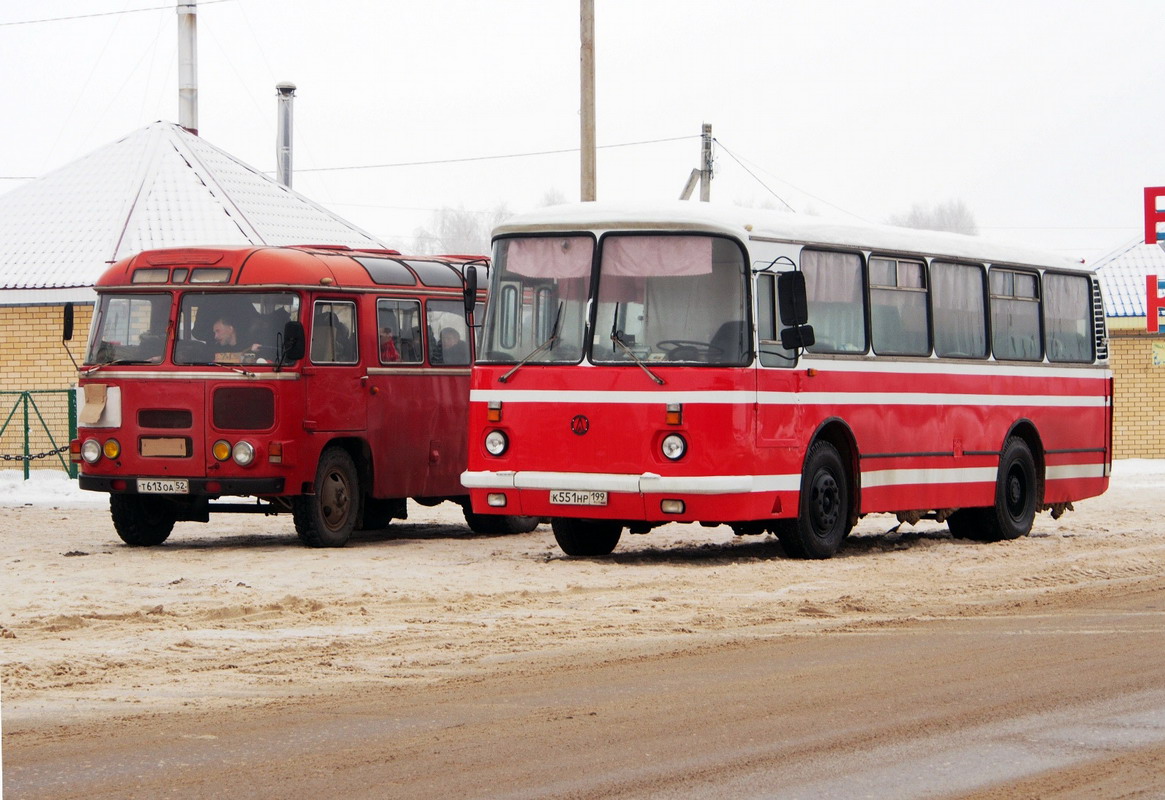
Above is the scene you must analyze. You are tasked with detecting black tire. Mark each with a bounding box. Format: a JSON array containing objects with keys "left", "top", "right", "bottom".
[
  {"left": 294, "top": 447, "right": 360, "bottom": 547},
  {"left": 948, "top": 437, "right": 1038, "bottom": 542},
  {"left": 945, "top": 507, "right": 986, "bottom": 540},
  {"left": 550, "top": 518, "right": 622, "bottom": 556},
  {"left": 463, "top": 510, "right": 541, "bottom": 535},
  {"left": 360, "top": 497, "right": 404, "bottom": 531},
  {"left": 782, "top": 440, "right": 851, "bottom": 559},
  {"left": 110, "top": 494, "right": 175, "bottom": 546}
]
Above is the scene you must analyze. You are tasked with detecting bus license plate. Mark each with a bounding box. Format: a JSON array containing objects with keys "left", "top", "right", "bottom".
[
  {"left": 137, "top": 478, "right": 189, "bottom": 494},
  {"left": 550, "top": 490, "right": 607, "bottom": 506}
]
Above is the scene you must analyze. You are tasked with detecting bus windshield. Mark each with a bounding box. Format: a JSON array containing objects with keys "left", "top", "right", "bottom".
[
  {"left": 174, "top": 292, "right": 301, "bottom": 366},
  {"left": 85, "top": 293, "right": 171, "bottom": 365},
  {"left": 479, "top": 236, "right": 593, "bottom": 364},
  {"left": 592, "top": 234, "right": 749, "bottom": 365}
]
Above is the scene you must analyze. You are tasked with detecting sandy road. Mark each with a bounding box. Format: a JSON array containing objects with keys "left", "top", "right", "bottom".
[{"left": 3, "top": 464, "right": 1165, "bottom": 797}]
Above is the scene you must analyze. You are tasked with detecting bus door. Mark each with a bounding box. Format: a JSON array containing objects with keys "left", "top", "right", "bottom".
[
  {"left": 304, "top": 299, "right": 366, "bottom": 432},
  {"left": 755, "top": 269, "right": 805, "bottom": 449}
]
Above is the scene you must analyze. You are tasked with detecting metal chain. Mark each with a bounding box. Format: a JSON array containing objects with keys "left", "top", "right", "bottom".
[{"left": 0, "top": 444, "right": 71, "bottom": 462}]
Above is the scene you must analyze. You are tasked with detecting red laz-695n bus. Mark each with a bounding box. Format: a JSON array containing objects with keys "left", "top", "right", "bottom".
[
  {"left": 463, "top": 202, "right": 1112, "bottom": 558},
  {"left": 69, "top": 244, "right": 535, "bottom": 547}
]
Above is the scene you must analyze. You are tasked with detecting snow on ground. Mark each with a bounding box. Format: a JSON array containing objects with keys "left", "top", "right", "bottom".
[{"left": 3, "top": 459, "right": 1163, "bottom": 507}]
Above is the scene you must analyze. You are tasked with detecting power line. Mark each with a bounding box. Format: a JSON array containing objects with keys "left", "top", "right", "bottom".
[
  {"left": 296, "top": 135, "right": 696, "bottom": 174},
  {"left": 0, "top": 1, "right": 233, "bottom": 27},
  {"left": 712, "top": 139, "right": 796, "bottom": 212}
]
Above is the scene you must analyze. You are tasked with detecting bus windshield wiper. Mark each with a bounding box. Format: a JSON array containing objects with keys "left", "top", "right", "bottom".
[
  {"left": 610, "top": 329, "right": 664, "bottom": 385},
  {"left": 500, "top": 301, "right": 563, "bottom": 383}
]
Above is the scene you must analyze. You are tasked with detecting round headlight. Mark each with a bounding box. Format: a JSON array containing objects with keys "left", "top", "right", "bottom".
[
  {"left": 232, "top": 441, "right": 255, "bottom": 466},
  {"left": 212, "top": 440, "right": 232, "bottom": 462},
  {"left": 484, "top": 429, "right": 508, "bottom": 456},
  {"left": 81, "top": 438, "right": 102, "bottom": 464},
  {"left": 102, "top": 438, "right": 121, "bottom": 460},
  {"left": 661, "top": 433, "right": 687, "bottom": 461}
]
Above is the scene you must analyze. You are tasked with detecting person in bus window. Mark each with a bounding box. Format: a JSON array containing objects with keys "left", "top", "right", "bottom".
[
  {"left": 379, "top": 325, "right": 401, "bottom": 362},
  {"left": 212, "top": 316, "right": 262, "bottom": 359},
  {"left": 437, "top": 327, "right": 470, "bottom": 365}
]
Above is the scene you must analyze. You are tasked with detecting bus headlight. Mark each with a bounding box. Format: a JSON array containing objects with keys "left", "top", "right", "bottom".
[
  {"left": 102, "top": 438, "right": 121, "bottom": 460},
  {"left": 661, "top": 434, "right": 687, "bottom": 461},
  {"left": 212, "top": 440, "right": 232, "bottom": 462},
  {"left": 232, "top": 441, "right": 255, "bottom": 466},
  {"left": 484, "top": 430, "right": 508, "bottom": 456},
  {"left": 81, "top": 438, "right": 102, "bottom": 464}
]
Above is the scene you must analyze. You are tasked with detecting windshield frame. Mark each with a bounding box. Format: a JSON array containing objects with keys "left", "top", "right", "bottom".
[
  {"left": 477, "top": 233, "right": 596, "bottom": 366},
  {"left": 590, "top": 232, "right": 752, "bottom": 368},
  {"left": 173, "top": 290, "right": 302, "bottom": 367},
  {"left": 84, "top": 291, "right": 173, "bottom": 366}
]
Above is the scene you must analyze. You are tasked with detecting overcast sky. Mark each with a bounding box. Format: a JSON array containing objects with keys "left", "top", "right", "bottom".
[{"left": 1, "top": 0, "right": 1160, "bottom": 262}]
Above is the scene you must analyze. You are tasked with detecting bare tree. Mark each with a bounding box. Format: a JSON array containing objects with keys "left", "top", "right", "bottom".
[
  {"left": 413, "top": 204, "right": 512, "bottom": 256},
  {"left": 888, "top": 199, "right": 978, "bottom": 236}
]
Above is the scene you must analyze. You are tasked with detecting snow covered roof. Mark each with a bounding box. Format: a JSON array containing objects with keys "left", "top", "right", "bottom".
[
  {"left": 0, "top": 121, "right": 387, "bottom": 304},
  {"left": 1092, "top": 241, "right": 1165, "bottom": 317}
]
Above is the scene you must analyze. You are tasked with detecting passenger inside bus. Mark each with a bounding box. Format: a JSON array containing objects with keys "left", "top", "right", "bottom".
[
  {"left": 435, "top": 327, "right": 470, "bottom": 365},
  {"left": 212, "top": 316, "right": 264, "bottom": 359},
  {"left": 379, "top": 324, "right": 401, "bottom": 362}
]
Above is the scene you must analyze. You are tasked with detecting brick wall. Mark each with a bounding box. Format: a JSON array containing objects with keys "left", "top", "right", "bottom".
[
  {"left": 1109, "top": 328, "right": 1165, "bottom": 459},
  {"left": 0, "top": 303, "right": 93, "bottom": 473},
  {"left": 0, "top": 304, "right": 92, "bottom": 391}
]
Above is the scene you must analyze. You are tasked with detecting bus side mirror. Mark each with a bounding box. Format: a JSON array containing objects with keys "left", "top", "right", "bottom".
[
  {"left": 463, "top": 265, "right": 478, "bottom": 314},
  {"left": 283, "top": 321, "right": 306, "bottom": 361},
  {"left": 63, "top": 302, "right": 75, "bottom": 341},
  {"left": 776, "top": 271, "right": 814, "bottom": 350},
  {"left": 777, "top": 271, "right": 809, "bottom": 326}
]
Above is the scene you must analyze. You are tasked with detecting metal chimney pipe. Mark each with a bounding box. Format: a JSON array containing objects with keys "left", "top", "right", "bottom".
[
  {"left": 276, "top": 82, "right": 296, "bottom": 188},
  {"left": 177, "top": 1, "right": 198, "bottom": 135}
]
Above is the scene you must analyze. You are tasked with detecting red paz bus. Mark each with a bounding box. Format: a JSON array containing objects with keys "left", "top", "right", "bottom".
[
  {"left": 67, "top": 244, "right": 535, "bottom": 547},
  {"left": 463, "top": 203, "right": 1112, "bottom": 558}
]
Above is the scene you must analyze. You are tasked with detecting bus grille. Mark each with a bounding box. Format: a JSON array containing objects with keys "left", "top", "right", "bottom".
[{"left": 213, "top": 386, "right": 275, "bottom": 430}]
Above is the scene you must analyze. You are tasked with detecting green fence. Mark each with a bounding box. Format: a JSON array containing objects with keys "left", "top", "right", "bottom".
[{"left": 0, "top": 390, "right": 77, "bottom": 479}]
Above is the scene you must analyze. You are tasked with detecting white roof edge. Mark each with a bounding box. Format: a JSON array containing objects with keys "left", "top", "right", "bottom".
[
  {"left": 495, "top": 201, "right": 1088, "bottom": 273},
  {"left": 0, "top": 287, "right": 97, "bottom": 307}
]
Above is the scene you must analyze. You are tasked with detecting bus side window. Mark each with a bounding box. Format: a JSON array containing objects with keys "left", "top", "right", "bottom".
[
  {"left": 802, "top": 250, "right": 866, "bottom": 355},
  {"left": 1044, "top": 273, "right": 1093, "bottom": 363},
  {"left": 377, "top": 298, "right": 423, "bottom": 363},
  {"left": 427, "top": 299, "right": 471, "bottom": 365},
  {"left": 932, "top": 262, "right": 988, "bottom": 359},
  {"left": 311, "top": 301, "right": 358, "bottom": 364}
]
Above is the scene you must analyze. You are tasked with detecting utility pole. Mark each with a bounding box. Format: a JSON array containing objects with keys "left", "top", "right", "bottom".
[
  {"left": 276, "top": 83, "right": 296, "bottom": 188},
  {"left": 699, "top": 122, "right": 712, "bottom": 202},
  {"left": 177, "top": 1, "right": 198, "bottom": 135},
  {"left": 679, "top": 123, "right": 714, "bottom": 201},
  {"left": 580, "top": 0, "right": 596, "bottom": 201}
]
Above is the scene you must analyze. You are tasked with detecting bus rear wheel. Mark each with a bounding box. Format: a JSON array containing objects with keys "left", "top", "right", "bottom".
[
  {"left": 294, "top": 447, "right": 360, "bottom": 547},
  {"left": 551, "top": 518, "right": 622, "bottom": 556},
  {"left": 110, "top": 495, "right": 176, "bottom": 546},
  {"left": 779, "top": 440, "right": 851, "bottom": 559},
  {"left": 949, "top": 437, "right": 1037, "bottom": 542}
]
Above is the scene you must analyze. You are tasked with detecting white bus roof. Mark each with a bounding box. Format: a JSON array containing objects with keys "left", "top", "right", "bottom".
[{"left": 494, "top": 201, "right": 1089, "bottom": 274}]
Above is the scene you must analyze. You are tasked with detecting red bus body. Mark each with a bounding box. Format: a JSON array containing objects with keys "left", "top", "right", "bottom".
[
  {"left": 72, "top": 244, "right": 532, "bottom": 546},
  {"left": 464, "top": 203, "right": 1112, "bottom": 557}
]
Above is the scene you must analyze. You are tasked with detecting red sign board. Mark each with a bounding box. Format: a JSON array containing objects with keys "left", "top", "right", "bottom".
[
  {"left": 1145, "top": 187, "right": 1165, "bottom": 244},
  {"left": 1150, "top": 274, "right": 1164, "bottom": 333}
]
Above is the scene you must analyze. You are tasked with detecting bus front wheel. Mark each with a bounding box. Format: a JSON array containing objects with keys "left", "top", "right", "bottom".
[
  {"left": 294, "top": 447, "right": 360, "bottom": 547},
  {"left": 110, "top": 495, "right": 175, "bottom": 546},
  {"left": 551, "top": 518, "right": 622, "bottom": 556},
  {"left": 779, "top": 440, "right": 851, "bottom": 559}
]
